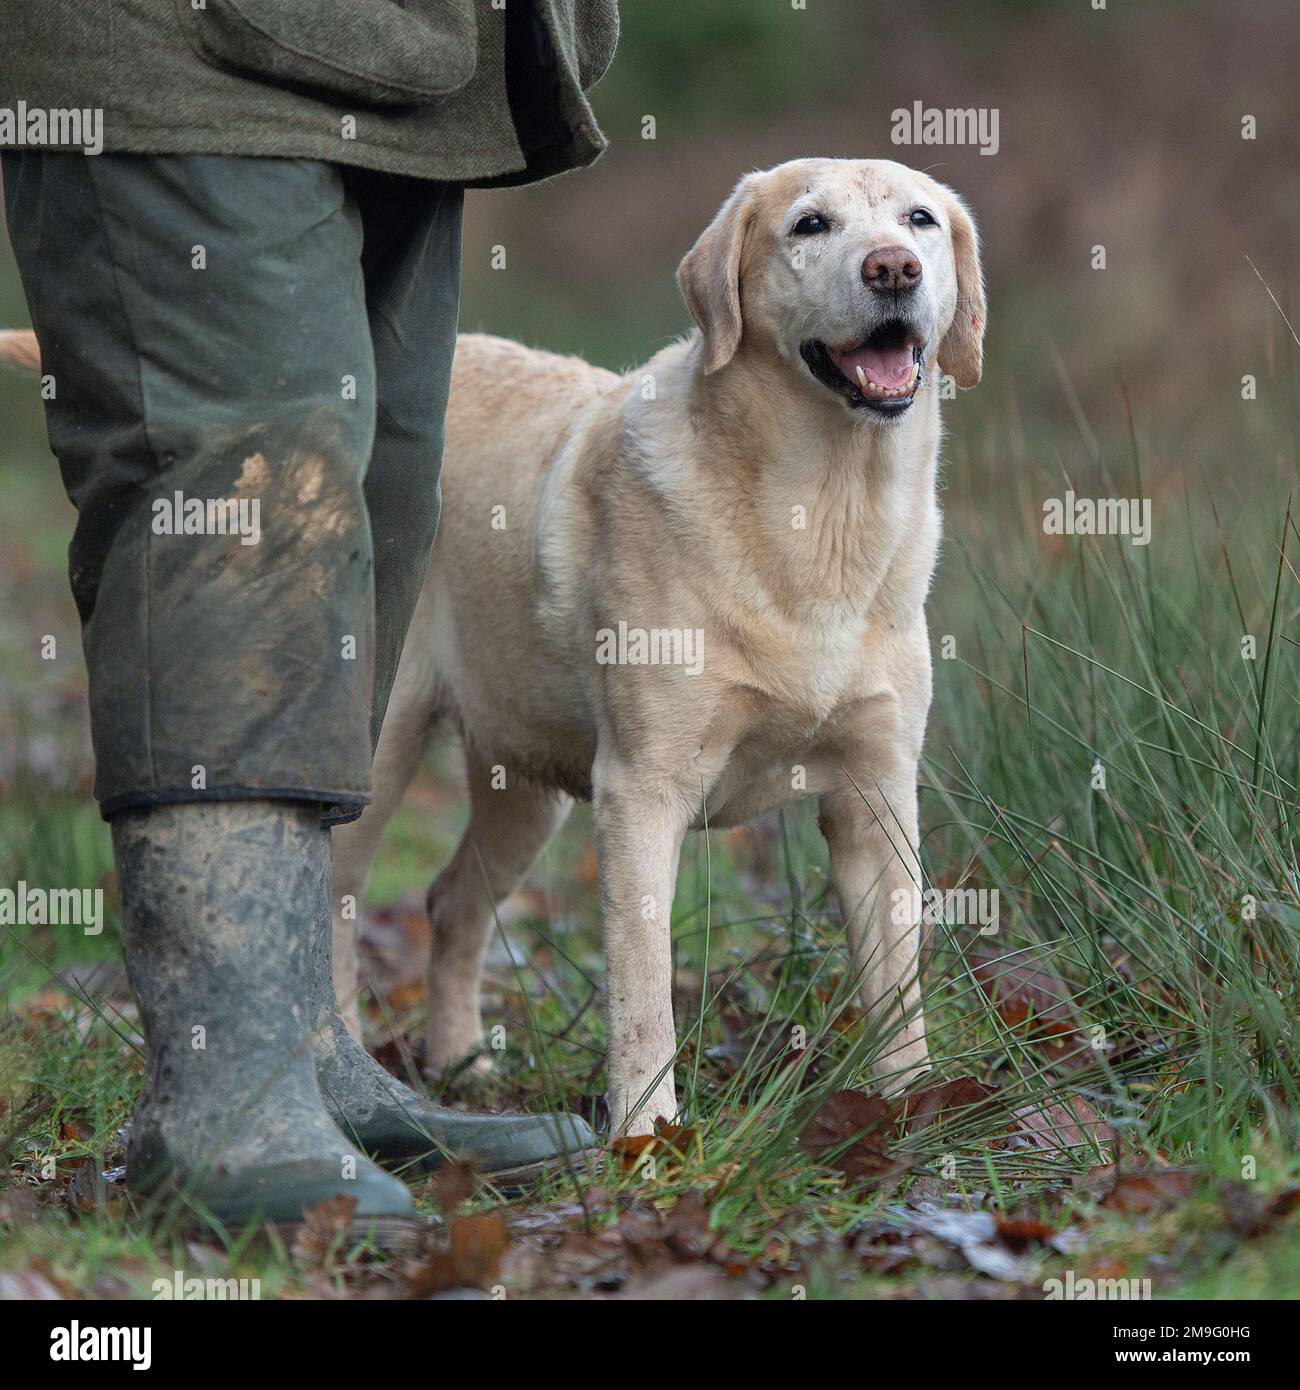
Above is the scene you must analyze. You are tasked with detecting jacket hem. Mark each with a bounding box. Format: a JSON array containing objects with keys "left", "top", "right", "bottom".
[{"left": 87, "top": 125, "right": 531, "bottom": 183}]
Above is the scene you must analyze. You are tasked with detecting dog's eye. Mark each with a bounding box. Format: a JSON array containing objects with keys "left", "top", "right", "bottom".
[
  {"left": 791, "top": 213, "right": 829, "bottom": 236},
  {"left": 909, "top": 208, "right": 938, "bottom": 227}
]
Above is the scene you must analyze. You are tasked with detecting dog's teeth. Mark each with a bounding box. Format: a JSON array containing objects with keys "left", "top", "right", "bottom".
[{"left": 855, "top": 366, "right": 867, "bottom": 388}]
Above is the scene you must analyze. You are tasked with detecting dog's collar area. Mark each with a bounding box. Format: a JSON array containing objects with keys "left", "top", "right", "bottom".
[{"left": 800, "top": 324, "right": 924, "bottom": 417}]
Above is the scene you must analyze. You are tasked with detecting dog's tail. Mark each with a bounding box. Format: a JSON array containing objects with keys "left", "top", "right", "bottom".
[{"left": 0, "top": 330, "right": 42, "bottom": 374}]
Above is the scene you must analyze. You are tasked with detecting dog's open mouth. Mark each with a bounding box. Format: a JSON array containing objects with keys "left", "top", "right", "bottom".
[{"left": 800, "top": 320, "right": 924, "bottom": 415}]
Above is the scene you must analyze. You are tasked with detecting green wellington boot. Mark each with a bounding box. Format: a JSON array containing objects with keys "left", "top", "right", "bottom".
[
  {"left": 310, "top": 827, "right": 594, "bottom": 1176},
  {"left": 114, "top": 801, "right": 419, "bottom": 1245}
]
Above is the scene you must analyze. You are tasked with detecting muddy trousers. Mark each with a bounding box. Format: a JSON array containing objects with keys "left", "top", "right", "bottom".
[{"left": 2, "top": 153, "right": 463, "bottom": 823}]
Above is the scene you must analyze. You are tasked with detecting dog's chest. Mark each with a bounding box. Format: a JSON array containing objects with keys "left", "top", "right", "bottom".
[
  {"left": 728, "top": 577, "right": 907, "bottom": 717},
  {"left": 775, "top": 602, "right": 876, "bottom": 710},
  {"left": 690, "top": 626, "right": 905, "bottom": 830}
]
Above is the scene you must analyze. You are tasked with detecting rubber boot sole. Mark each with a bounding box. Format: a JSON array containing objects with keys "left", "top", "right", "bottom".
[
  {"left": 475, "top": 1148, "right": 596, "bottom": 1195},
  {"left": 135, "top": 1192, "right": 426, "bottom": 1257}
]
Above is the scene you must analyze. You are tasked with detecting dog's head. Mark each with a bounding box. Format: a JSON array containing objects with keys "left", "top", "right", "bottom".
[{"left": 678, "top": 158, "right": 985, "bottom": 420}]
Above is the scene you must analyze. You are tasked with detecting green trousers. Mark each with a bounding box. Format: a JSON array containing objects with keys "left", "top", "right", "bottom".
[{"left": 2, "top": 153, "right": 463, "bottom": 823}]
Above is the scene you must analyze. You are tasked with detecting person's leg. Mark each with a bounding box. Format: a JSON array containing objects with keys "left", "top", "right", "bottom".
[
  {"left": 319, "top": 170, "right": 460, "bottom": 1023},
  {"left": 321, "top": 166, "right": 463, "bottom": 1016},
  {"left": 1, "top": 149, "right": 414, "bottom": 1230},
  {"left": 1, "top": 151, "right": 380, "bottom": 815},
  {"left": 311, "top": 170, "right": 593, "bottom": 1168},
  {"left": 355, "top": 171, "right": 463, "bottom": 748}
]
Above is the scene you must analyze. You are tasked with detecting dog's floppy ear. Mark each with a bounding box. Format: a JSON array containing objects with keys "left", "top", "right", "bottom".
[
  {"left": 677, "top": 173, "right": 760, "bottom": 375},
  {"left": 936, "top": 191, "right": 986, "bottom": 389}
]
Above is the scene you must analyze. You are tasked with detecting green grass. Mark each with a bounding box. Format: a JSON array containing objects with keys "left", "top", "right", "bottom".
[{"left": 2, "top": 384, "right": 1298, "bottom": 1298}]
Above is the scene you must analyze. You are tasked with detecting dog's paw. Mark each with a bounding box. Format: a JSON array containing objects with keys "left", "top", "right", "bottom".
[
  {"left": 870, "top": 1036, "right": 931, "bottom": 1096},
  {"left": 424, "top": 1029, "right": 494, "bottom": 1082},
  {"left": 606, "top": 1079, "right": 679, "bottom": 1140}
]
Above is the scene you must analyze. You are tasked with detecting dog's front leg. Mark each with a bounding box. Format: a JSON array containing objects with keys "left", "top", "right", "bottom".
[
  {"left": 819, "top": 769, "right": 929, "bottom": 1093},
  {"left": 593, "top": 755, "right": 688, "bottom": 1137}
]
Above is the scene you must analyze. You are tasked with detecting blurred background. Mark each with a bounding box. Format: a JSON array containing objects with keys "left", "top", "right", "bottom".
[
  {"left": 463, "top": 0, "right": 1299, "bottom": 458},
  {"left": 2, "top": 0, "right": 1297, "bottom": 971}
]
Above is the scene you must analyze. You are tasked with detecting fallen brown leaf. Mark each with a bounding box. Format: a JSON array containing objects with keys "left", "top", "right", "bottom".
[
  {"left": 609, "top": 1118, "right": 697, "bottom": 1173},
  {"left": 900, "top": 1076, "right": 1001, "bottom": 1135},
  {"left": 407, "top": 1211, "right": 510, "bottom": 1297},
  {"left": 292, "top": 1194, "right": 359, "bottom": 1270},
  {"left": 994, "top": 1212, "right": 1058, "bottom": 1247},
  {"left": 1099, "top": 1168, "right": 1197, "bottom": 1214},
  {"left": 798, "top": 1089, "right": 900, "bottom": 1185},
  {"left": 1218, "top": 1179, "right": 1281, "bottom": 1238},
  {"left": 449, "top": 1212, "right": 510, "bottom": 1285},
  {"left": 60, "top": 1116, "right": 95, "bottom": 1145},
  {"left": 1011, "top": 1094, "right": 1115, "bottom": 1159},
  {"left": 507, "top": 1227, "right": 630, "bottom": 1296},
  {"left": 973, "top": 954, "right": 1081, "bottom": 1038},
  {"left": 973, "top": 951, "right": 1107, "bottom": 1073},
  {"left": 432, "top": 1160, "right": 476, "bottom": 1215},
  {"left": 661, "top": 1190, "right": 713, "bottom": 1260}
]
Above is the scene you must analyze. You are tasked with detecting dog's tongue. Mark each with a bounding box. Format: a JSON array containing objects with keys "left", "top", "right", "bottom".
[{"left": 830, "top": 342, "right": 915, "bottom": 390}]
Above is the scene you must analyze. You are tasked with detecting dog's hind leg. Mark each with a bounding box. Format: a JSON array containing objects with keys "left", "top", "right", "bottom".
[
  {"left": 331, "top": 643, "right": 440, "bottom": 1042},
  {"left": 424, "top": 754, "right": 572, "bottom": 1076}
]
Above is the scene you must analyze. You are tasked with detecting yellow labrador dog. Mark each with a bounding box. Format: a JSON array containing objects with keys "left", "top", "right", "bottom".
[
  {"left": 1, "top": 157, "right": 984, "bottom": 1138},
  {"left": 332, "top": 156, "right": 986, "bottom": 1136}
]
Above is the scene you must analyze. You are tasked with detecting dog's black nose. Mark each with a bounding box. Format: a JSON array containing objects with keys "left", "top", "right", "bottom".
[{"left": 862, "top": 246, "right": 922, "bottom": 292}]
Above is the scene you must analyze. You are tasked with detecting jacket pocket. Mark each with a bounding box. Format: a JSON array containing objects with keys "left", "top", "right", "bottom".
[
  {"left": 570, "top": 0, "right": 619, "bottom": 90},
  {"left": 174, "top": 0, "right": 478, "bottom": 107}
]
